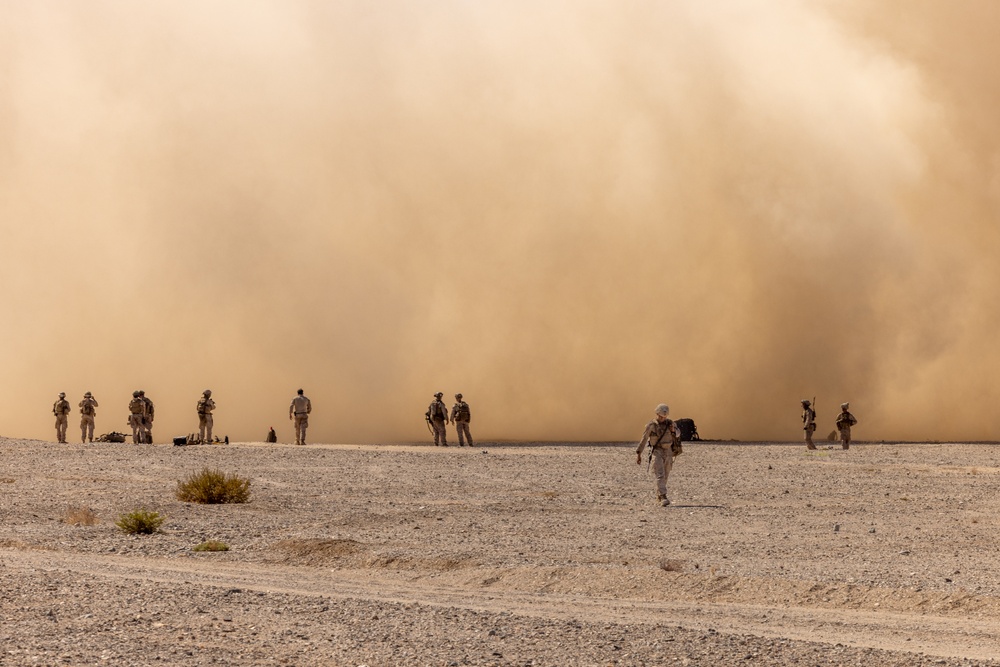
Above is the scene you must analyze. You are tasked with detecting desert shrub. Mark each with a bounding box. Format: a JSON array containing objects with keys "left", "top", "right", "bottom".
[
  {"left": 193, "top": 540, "right": 230, "bottom": 552},
  {"left": 115, "top": 509, "right": 164, "bottom": 535},
  {"left": 176, "top": 468, "right": 251, "bottom": 504},
  {"left": 64, "top": 506, "right": 98, "bottom": 526}
]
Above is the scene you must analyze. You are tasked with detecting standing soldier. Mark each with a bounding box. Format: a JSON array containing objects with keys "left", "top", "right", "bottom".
[
  {"left": 138, "top": 390, "right": 155, "bottom": 444},
  {"left": 425, "top": 392, "right": 449, "bottom": 446},
  {"left": 127, "top": 391, "right": 146, "bottom": 444},
  {"left": 802, "top": 399, "right": 817, "bottom": 450},
  {"left": 451, "top": 393, "right": 473, "bottom": 447},
  {"left": 635, "top": 403, "right": 678, "bottom": 507},
  {"left": 52, "top": 392, "right": 71, "bottom": 443},
  {"left": 79, "top": 392, "right": 99, "bottom": 443},
  {"left": 836, "top": 402, "right": 858, "bottom": 450},
  {"left": 289, "top": 388, "right": 312, "bottom": 445},
  {"left": 197, "top": 389, "right": 216, "bottom": 444}
]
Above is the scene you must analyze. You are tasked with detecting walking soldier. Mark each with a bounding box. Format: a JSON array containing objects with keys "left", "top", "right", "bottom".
[{"left": 635, "top": 404, "right": 679, "bottom": 507}]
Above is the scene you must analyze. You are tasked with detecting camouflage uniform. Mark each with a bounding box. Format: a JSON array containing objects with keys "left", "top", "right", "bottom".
[
  {"left": 52, "top": 393, "right": 70, "bottom": 443},
  {"left": 127, "top": 392, "right": 146, "bottom": 444},
  {"left": 802, "top": 400, "right": 817, "bottom": 450},
  {"left": 426, "top": 393, "right": 449, "bottom": 446},
  {"left": 79, "top": 392, "right": 99, "bottom": 443},
  {"left": 197, "top": 390, "right": 216, "bottom": 443},
  {"left": 836, "top": 403, "right": 858, "bottom": 450},
  {"left": 289, "top": 390, "right": 312, "bottom": 445},
  {"left": 450, "top": 394, "right": 473, "bottom": 447},
  {"left": 636, "top": 404, "right": 678, "bottom": 506},
  {"left": 139, "top": 391, "right": 155, "bottom": 444}
]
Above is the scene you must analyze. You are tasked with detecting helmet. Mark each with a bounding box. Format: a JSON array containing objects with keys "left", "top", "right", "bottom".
[
  {"left": 58, "top": 392, "right": 65, "bottom": 398},
  {"left": 455, "top": 393, "right": 463, "bottom": 399},
  {"left": 434, "top": 392, "right": 443, "bottom": 398},
  {"left": 801, "top": 399, "right": 811, "bottom": 406},
  {"left": 204, "top": 389, "right": 212, "bottom": 397},
  {"left": 655, "top": 404, "right": 669, "bottom": 416},
  {"left": 132, "top": 391, "right": 139, "bottom": 397},
  {"left": 84, "top": 391, "right": 92, "bottom": 397},
  {"left": 138, "top": 390, "right": 145, "bottom": 396},
  {"left": 841, "top": 402, "right": 849, "bottom": 409},
  {"left": 297, "top": 388, "right": 304, "bottom": 395}
]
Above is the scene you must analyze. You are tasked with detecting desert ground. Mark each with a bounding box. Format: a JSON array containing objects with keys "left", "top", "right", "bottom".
[{"left": 1, "top": 436, "right": 999, "bottom": 666}]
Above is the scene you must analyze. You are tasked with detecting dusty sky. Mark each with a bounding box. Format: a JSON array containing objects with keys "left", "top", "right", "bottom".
[{"left": 2, "top": 1, "right": 998, "bottom": 443}]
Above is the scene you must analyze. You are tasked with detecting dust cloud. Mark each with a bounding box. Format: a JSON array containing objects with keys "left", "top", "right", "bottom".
[{"left": 1, "top": 1, "right": 998, "bottom": 443}]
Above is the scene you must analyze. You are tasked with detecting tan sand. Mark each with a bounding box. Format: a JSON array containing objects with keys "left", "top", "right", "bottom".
[{"left": 1, "top": 437, "right": 998, "bottom": 665}]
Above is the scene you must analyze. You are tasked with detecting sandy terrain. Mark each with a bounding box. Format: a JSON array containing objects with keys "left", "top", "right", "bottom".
[{"left": 1, "top": 436, "right": 999, "bottom": 666}]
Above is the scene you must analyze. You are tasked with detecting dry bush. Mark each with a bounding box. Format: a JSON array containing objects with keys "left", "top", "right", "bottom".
[
  {"left": 176, "top": 468, "right": 251, "bottom": 504},
  {"left": 115, "top": 509, "right": 164, "bottom": 535},
  {"left": 63, "top": 506, "right": 98, "bottom": 526},
  {"left": 193, "top": 540, "right": 230, "bottom": 552}
]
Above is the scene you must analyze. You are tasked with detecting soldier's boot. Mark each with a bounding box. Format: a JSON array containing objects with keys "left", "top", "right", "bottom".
[
  {"left": 842, "top": 443, "right": 849, "bottom": 450},
  {"left": 657, "top": 494, "right": 670, "bottom": 507}
]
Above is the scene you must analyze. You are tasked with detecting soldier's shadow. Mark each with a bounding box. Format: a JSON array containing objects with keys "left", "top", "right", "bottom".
[{"left": 667, "top": 504, "right": 726, "bottom": 509}]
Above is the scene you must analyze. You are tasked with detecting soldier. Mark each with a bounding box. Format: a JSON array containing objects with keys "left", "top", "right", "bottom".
[
  {"left": 138, "top": 390, "right": 155, "bottom": 444},
  {"left": 197, "top": 390, "right": 216, "bottom": 444},
  {"left": 289, "top": 389, "right": 312, "bottom": 445},
  {"left": 450, "top": 393, "right": 473, "bottom": 447},
  {"left": 635, "top": 404, "right": 678, "bottom": 507},
  {"left": 836, "top": 402, "right": 858, "bottom": 450},
  {"left": 78, "top": 391, "right": 99, "bottom": 443},
  {"left": 802, "top": 399, "right": 817, "bottom": 450},
  {"left": 426, "top": 392, "right": 449, "bottom": 446},
  {"left": 127, "top": 391, "right": 146, "bottom": 444},
  {"left": 52, "top": 392, "right": 71, "bottom": 443}
]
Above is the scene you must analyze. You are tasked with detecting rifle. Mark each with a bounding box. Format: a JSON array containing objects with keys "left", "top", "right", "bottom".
[{"left": 425, "top": 413, "right": 434, "bottom": 436}]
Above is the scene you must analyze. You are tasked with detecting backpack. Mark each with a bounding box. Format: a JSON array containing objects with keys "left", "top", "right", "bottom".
[
  {"left": 455, "top": 401, "right": 471, "bottom": 422},
  {"left": 675, "top": 418, "right": 700, "bottom": 442}
]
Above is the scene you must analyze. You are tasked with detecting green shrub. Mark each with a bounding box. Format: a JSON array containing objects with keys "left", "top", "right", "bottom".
[
  {"left": 193, "top": 540, "right": 230, "bottom": 552},
  {"left": 176, "top": 468, "right": 251, "bottom": 504},
  {"left": 116, "top": 509, "right": 164, "bottom": 535}
]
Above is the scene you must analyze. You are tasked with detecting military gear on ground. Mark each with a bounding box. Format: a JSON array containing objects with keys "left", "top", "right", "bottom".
[
  {"left": 674, "top": 418, "right": 700, "bottom": 442},
  {"left": 266, "top": 427, "right": 277, "bottom": 443},
  {"left": 96, "top": 432, "right": 127, "bottom": 443}
]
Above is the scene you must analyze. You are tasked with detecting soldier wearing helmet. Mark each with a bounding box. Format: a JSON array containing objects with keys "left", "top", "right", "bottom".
[
  {"left": 127, "top": 391, "right": 146, "bottom": 444},
  {"left": 450, "top": 393, "right": 473, "bottom": 447},
  {"left": 426, "top": 392, "right": 449, "bottom": 446},
  {"left": 801, "top": 399, "right": 817, "bottom": 450},
  {"left": 197, "top": 390, "right": 216, "bottom": 444},
  {"left": 835, "top": 402, "right": 858, "bottom": 450},
  {"left": 289, "top": 388, "right": 312, "bottom": 445},
  {"left": 78, "top": 391, "right": 99, "bottom": 443},
  {"left": 52, "top": 392, "right": 71, "bottom": 443},
  {"left": 635, "top": 404, "right": 679, "bottom": 507}
]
